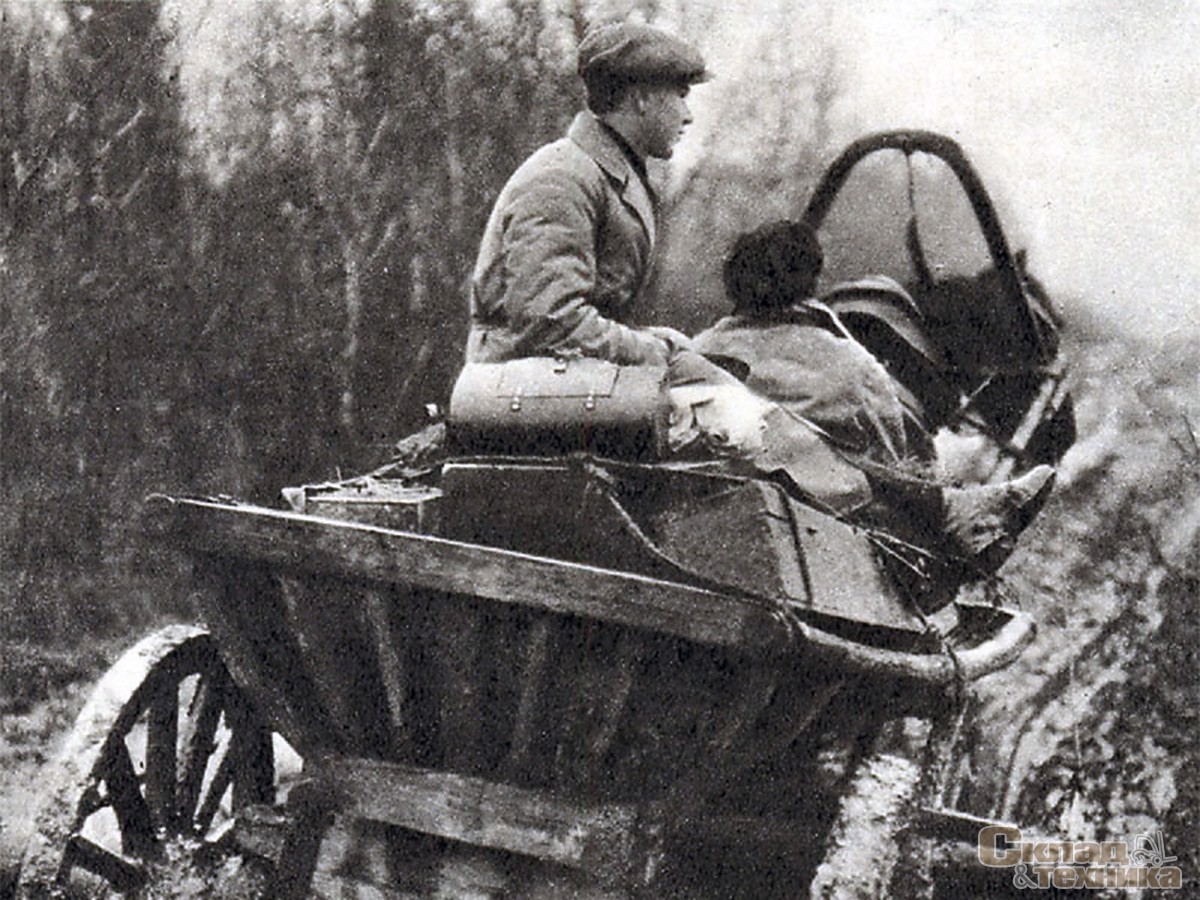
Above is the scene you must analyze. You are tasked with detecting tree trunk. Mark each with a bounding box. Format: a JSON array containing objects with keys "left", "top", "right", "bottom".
[{"left": 341, "top": 244, "right": 362, "bottom": 439}]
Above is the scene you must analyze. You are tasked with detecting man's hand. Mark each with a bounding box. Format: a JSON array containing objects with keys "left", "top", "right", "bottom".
[{"left": 643, "top": 325, "right": 693, "bottom": 353}]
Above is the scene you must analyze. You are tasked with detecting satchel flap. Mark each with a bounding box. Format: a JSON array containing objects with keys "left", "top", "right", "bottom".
[{"left": 494, "top": 357, "right": 620, "bottom": 398}]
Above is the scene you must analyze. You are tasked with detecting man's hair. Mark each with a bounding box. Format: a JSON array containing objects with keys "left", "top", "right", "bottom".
[
  {"left": 723, "top": 220, "right": 824, "bottom": 314},
  {"left": 584, "top": 73, "right": 685, "bottom": 114},
  {"left": 583, "top": 72, "right": 635, "bottom": 114}
]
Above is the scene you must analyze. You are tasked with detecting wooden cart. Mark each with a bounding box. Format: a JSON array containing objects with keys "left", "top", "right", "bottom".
[
  {"left": 16, "top": 129, "right": 1071, "bottom": 898},
  {"left": 16, "top": 457, "right": 1037, "bottom": 899}
]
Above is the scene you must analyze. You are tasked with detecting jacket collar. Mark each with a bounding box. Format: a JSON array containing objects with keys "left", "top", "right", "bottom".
[
  {"left": 568, "top": 111, "right": 656, "bottom": 247},
  {"left": 721, "top": 301, "right": 845, "bottom": 336}
]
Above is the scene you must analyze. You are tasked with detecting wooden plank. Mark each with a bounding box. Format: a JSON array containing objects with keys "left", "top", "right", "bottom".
[
  {"left": 150, "top": 497, "right": 792, "bottom": 651},
  {"left": 549, "top": 618, "right": 594, "bottom": 790},
  {"left": 230, "top": 805, "right": 291, "bottom": 863},
  {"left": 315, "top": 755, "right": 641, "bottom": 887},
  {"left": 501, "top": 616, "right": 555, "bottom": 780},
  {"left": 584, "top": 632, "right": 642, "bottom": 768},
  {"left": 268, "top": 780, "right": 336, "bottom": 900},
  {"left": 193, "top": 563, "right": 338, "bottom": 756},
  {"left": 916, "top": 806, "right": 1022, "bottom": 845},
  {"left": 732, "top": 672, "right": 845, "bottom": 767},
  {"left": 432, "top": 850, "right": 508, "bottom": 900},
  {"left": 472, "top": 607, "right": 526, "bottom": 776},
  {"left": 234, "top": 808, "right": 432, "bottom": 898},
  {"left": 399, "top": 593, "right": 442, "bottom": 768},
  {"left": 554, "top": 624, "right": 643, "bottom": 793},
  {"left": 612, "top": 639, "right": 724, "bottom": 793},
  {"left": 234, "top": 768, "right": 844, "bottom": 896},
  {"left": 659, "top": 671, "right": 844, "bottom": 824},
  {"left": 276, "top": 574, "right": 370, "bottom": 752},
  {"left": 708, "top": 665, "right": 780, "bottom": 757},
  {"left": 310, "top": 872, "right": 424, "bottom": 900},
  {"left": 429, "top": 598, "right": 485, "bottom": 773},
  {"left": 313, "top": 821, "right": 436, "bottom": 899},
  {"left": 361, "top": 587, "right": 411, "bottom": 757}
]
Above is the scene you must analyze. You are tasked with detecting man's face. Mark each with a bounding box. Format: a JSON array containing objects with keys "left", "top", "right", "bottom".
[{"left": 635, "top": 83, "right": 693, "bottom": 160}]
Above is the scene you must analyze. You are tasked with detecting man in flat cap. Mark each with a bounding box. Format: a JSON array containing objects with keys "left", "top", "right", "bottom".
[{"left": 466, "top": 22, "right": 708, "bottom": 365}]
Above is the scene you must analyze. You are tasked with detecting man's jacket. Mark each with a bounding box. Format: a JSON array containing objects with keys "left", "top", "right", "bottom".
[
  {"left": 467, "top": 111, "right": 667, "bottom": 364},
  {"left": 692, "top": 305, "right": 917, "bottom": 466}
]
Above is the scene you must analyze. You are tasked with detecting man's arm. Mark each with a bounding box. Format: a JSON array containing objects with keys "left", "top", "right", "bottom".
[{"left": 500, "top": 168, "right": 670, "bottom": 364}]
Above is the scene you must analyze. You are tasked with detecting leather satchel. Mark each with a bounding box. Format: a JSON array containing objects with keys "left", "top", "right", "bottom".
[{"left": 447, "top": 356, "right": 669, "bottom": 460}]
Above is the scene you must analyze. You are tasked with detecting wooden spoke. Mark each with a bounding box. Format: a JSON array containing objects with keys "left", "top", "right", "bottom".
[
  {"left": 77, "top": 783, "right": 108, "bottom": 820},
  {"left": 104, "top": 742, "right": 159, "bottom": 859},
  {"left": 194, "top": 739, "right": 238, "bottom": 836},
  {"left": 176, "top": 675, "right": 226, "bottom": 831},
  {"left": 145, "top": 679, "right": 180, "bottom": 830},
  {"left": 62, "top": 835, "right": 148, "bottom": 893}
]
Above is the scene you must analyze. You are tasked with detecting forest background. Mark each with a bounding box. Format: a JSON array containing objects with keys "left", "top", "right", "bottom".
[{"left": 1, "top": 0, "right": 1198, "bottom": 892}]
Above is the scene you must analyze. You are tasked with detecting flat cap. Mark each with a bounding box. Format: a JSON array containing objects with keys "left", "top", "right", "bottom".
[{"left": 577, "top": 22, "right": 709, "bottom": 85}]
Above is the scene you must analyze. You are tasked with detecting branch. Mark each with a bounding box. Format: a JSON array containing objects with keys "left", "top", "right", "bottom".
[
  {"left": 1175, "top": 412, "right": 1199, "bottom": 461},
  {"left": 365, "top": 216, "right": 399, "bottom": 270},
  {"left": 356, "top": 112, "right": 393, "bottom": 180},
  {"left": 8, "top": 103, "right": 83, "bottom": 192},
  {"left": 97, "top": 103, "right": 147, "bottom": 159},
  {"left": 116, "top": 166, "right": 150, "bottom": 211}
]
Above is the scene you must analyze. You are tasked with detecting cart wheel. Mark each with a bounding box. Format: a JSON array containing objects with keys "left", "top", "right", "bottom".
[{"left": 18, "top": 624, "right": 276, "bottom": 898}]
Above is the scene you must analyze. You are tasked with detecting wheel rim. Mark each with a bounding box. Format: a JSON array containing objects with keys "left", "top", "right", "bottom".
[{"left": 19, "top": 625, "right": 276, "bottom": 896}]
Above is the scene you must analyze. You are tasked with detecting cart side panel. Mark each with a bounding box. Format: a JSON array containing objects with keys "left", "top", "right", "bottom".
[
  {"left": 152, "top": 496, "right": 1024, "bottom": 827},
  {"left": 191, "top": 547, "right": 845, "bottom": 811},
  {"left": 193, "top": 560, "right": 341, "bottom": 757}
]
